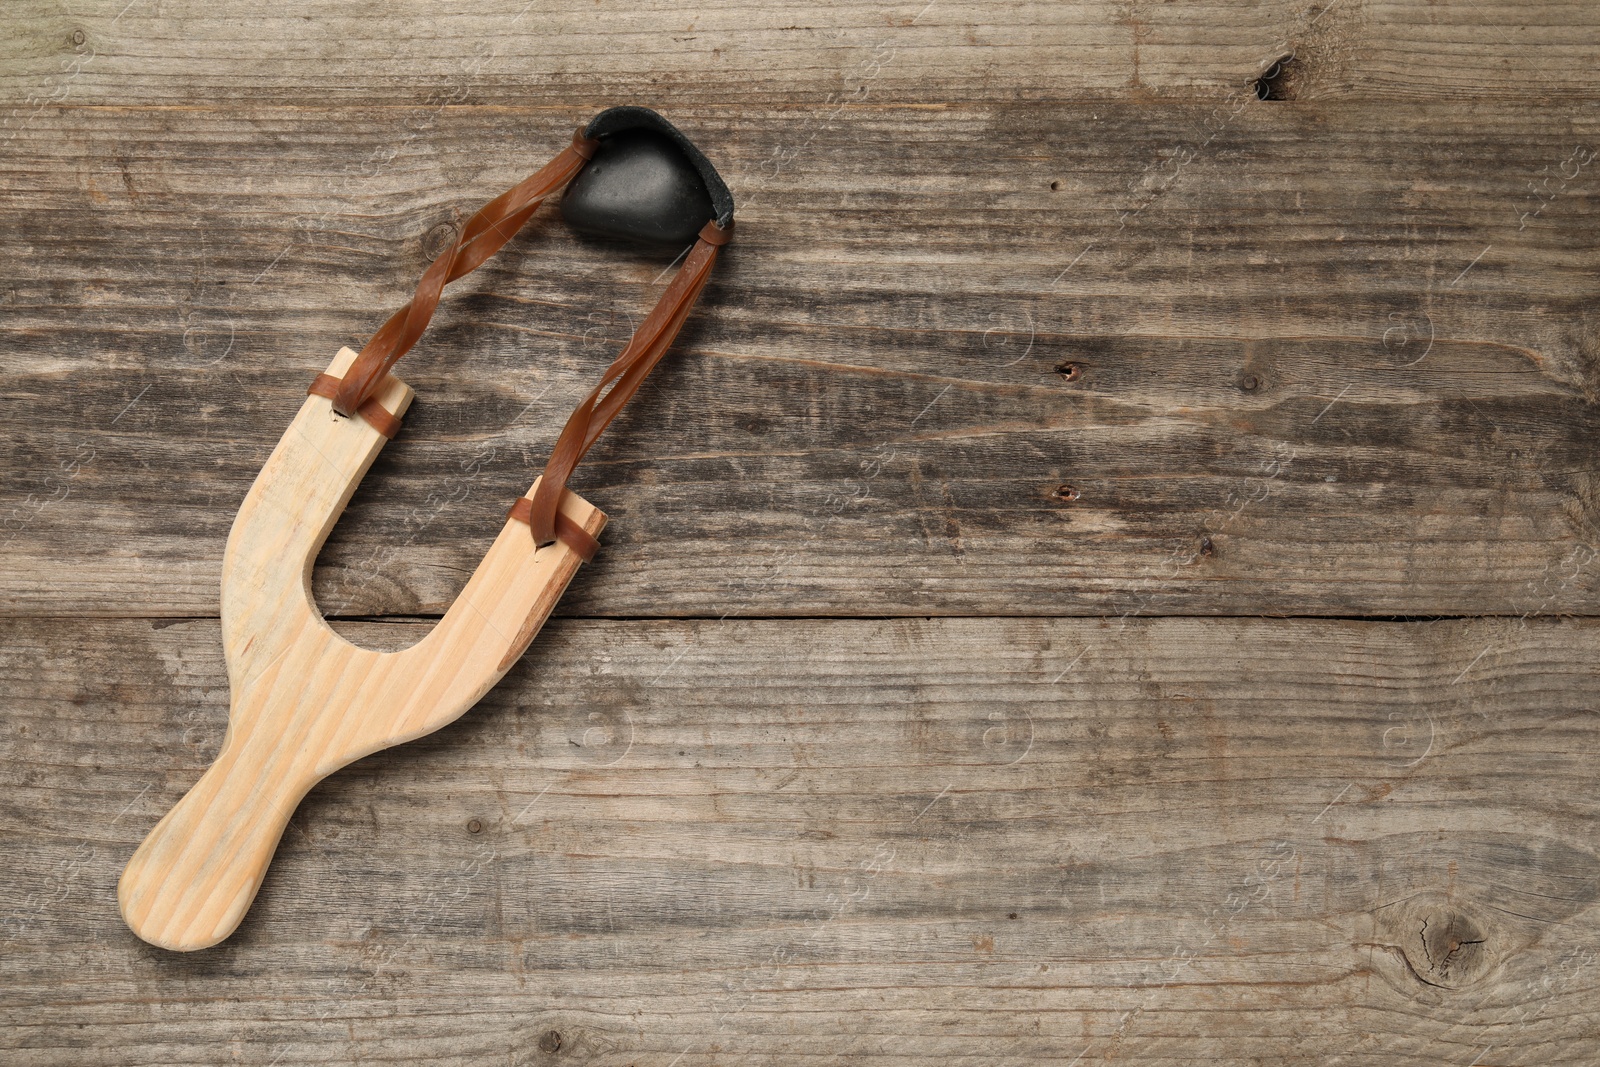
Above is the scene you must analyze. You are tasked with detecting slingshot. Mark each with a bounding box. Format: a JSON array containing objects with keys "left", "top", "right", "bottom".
[{"left": 118, "top": 107, "right": 735, "bottom": 951}]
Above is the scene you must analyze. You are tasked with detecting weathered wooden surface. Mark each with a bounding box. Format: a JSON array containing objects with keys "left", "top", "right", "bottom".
[
  {"left": 5, "top": 27, "right": 1600, "bottom": 617},
  {"left": 4, "top": 616, "right": 1600, "bottom": 1065},
  {"left": 5, "top": 0, "right": 1600, "bottom": 1063},
  {"left": 1, "top": 0, "right": 1596, "bottom": 106}
]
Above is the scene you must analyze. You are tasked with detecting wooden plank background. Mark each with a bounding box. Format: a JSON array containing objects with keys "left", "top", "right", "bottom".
[{"left": 3, "top": 1, "right": 1599, "bottom": 1063}]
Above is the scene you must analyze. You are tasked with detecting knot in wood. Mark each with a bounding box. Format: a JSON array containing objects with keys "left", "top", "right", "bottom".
[{"left": 1382, "top": 893, "right": 1495, "bottom": 990}]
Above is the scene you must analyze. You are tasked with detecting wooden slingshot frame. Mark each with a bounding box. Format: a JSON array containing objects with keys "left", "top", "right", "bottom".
[{"left": 119, "top": 108, "right": 735, "bottom": 951}]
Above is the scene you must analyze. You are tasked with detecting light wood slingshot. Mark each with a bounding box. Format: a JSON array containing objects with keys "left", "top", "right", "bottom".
[
  {"left": 119, "top": 108, "right": 736, "bottom": 951},
  {"left": 118, "top": 347, "right": 606, "bottom": 951}
]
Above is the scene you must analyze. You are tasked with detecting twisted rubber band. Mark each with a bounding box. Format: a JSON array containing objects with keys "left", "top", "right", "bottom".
[
  {"left": 331, "top": 128, "right": 599, "bottom": 418},
  {"left": 322, "top": 124, "right": 732, "bottom": 558}
]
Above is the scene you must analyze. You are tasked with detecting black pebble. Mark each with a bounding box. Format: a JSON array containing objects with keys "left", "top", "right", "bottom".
[{"left": 562, "top": 129, "right": 716, "bottom": 244}]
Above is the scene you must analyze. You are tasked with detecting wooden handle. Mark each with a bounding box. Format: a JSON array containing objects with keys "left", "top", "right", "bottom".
[
  {"left": 118, "top": 730, "right": 315, "bottom": 951},
  {"left": 119, "top": 348, "right": 606, "bottom": 951}
]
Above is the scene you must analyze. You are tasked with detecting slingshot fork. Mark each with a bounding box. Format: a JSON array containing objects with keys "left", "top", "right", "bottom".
[
  {"left": 119, "top": 107, "right": 734, "bottom": 950},
  {"left": 118, "top": 347, "right": 606, "bottom": 951}
]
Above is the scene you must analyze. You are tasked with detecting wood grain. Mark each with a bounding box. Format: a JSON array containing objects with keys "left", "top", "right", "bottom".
[
  {"left": 4, "top": 98, "right": 1600, "bottom": 618},
  {"left": 2, "top": 0, "right": 1598, "bottom": 108},
  {"left": 5, "top": 1, "right": 1600, "bottom": 1062},
  {"left": 118, "top": 347, "right": 605, "bottom": 951},
  {"left": 5, "top": 615, "right": 1599, "bottom": 1064}
]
